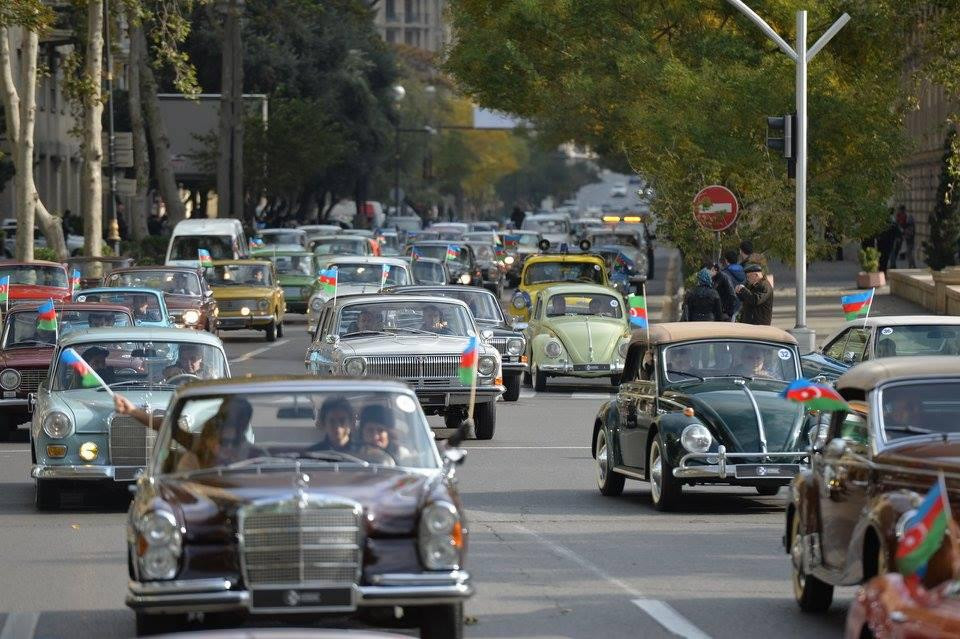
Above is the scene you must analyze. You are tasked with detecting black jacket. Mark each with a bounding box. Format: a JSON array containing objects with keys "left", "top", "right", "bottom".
[
  {"left": 682, "top": 284, "right": 724, "bottom": 322},
  {"left": 713, "top": 271, "right": 738, "bottom": 320},
  {"left": 736, "top": 278, "right": 774, "bottom": 325}
]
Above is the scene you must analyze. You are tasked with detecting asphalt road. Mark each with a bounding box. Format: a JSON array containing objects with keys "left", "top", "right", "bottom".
[{"left": 0, "top": 246, "right": 849, "bottom": 638}]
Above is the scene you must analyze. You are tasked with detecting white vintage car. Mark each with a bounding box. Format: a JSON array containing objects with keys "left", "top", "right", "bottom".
[
  {"left": 30, "top": 326, "right": 229, "bottom": 509},
  {"left": 306, "top": 256, "right": 413, "bottom": 335},
  {"left": 305, "top": 294, "right": 503, "bottom": 439}
]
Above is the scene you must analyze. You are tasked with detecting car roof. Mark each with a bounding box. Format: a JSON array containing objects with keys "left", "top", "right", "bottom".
[
  {"left": 836, "top": 356, "right": 960, "bottom": 392},
  {"left": 76, "top": 286, "right": 165, "bottom": 297},
  {"left": 314, "top": 235, "right": 367, "bottom": 242},
  {"left": 8, "top": 302, "right": 131, "bottom": 314},
  {"left": 60, "top": 326, "right": 226, "bottom": 347},
  {"left": 389, "top": 284, "right": 494, "bottom": 297},
  {"left": 252, "top": 249, "right": 314, "bottom": 257},
  {"left": 538, "top": 283, "right": 624, "bottom": 297},
  {"left": 317, "top": 256, "right": 409, "bottom": 267},
  {"left": 409, "top": 257, "right": 444, "bottom": 264},
  {"left": 335, "top": 294, "right": 470, "bottom": 310},
  {"left": 211, "top": 259, "right": 273, "bottom": 266},
  {"left": 851, "top": 316, "right": 960, "bottom": 327},
  {"left": 172, "top": 218, "right": 242, "bottom": 231},
  {"left": 630, "top": 322, "right": 798, "bottom": 346},
  {"left": 110, "top": 266, "right": 201, "bottom": 274},
  {"left": 173, "top": 375, "right": 417, "bottom": 400},
  {"left": 259, "top": 228, "right": 305, "bottom": 234},
  {"left": 524, "top": 253, "right": 604, "bottom": 263}
]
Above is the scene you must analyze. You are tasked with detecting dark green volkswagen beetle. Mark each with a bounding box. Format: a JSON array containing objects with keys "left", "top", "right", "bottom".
[{"left": 591, "top": 322, "right": 816, "bottom": 510}]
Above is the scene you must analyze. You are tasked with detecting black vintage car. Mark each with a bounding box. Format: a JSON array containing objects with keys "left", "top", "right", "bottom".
[
  {"left": 387, "top": 285, "right": 527, "bottom": 401},
  {"left": 464, "top": 241, "right": 506, "bottom": 298},
  {"left": 125, "top": 377, "right": 472, "bottom": 637},
  {"left": 591, "top": 322, "right": 814, "bottom": 510},
  {"left": 406, "top": 241, "right": 482, "bottom": 287}
]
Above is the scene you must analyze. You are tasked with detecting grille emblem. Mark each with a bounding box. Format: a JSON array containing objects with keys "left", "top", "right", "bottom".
[{"left": 283, "top": 590, "right": 300, "bottom": 606}]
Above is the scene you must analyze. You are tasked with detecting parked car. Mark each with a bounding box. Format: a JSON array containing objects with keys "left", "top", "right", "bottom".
[
  {"left": 30, "top": 327, "right": 230, "bottom": 509},
  {"left": 166, "top": 218, "right": 250, "bottom": 267},
  {"left": 311, "top": 235, "right": 377, "bottom": 257},
  {"left": 252, "top": 249, "right": 320, "bottom": 314},
  {"left": 592, "top": 323, "right": 811, "bottom": 510},
  {"left": 103, "top": 266, "right": 218, "bottom": 331},
  {"left": 255, "top": 228, "right": 308, "bottom": 250},
  {"left": 305, "top": 294, "right": 503, "bottom": 439},
  {"left": 786, "top": 356, "right": 960, "bottom": 613},
  {"left": 206, "top": 260, "right": 285, "bottom": 341},
  {"left": 0, "top": 260, "right": 71, "bottom": 304},
  {"left": 406, "top": 241, "right": 482, "bottom": 287},
  {"left": 73, "top": 287, "right": 172, "bottom": 328},
  {"left": 0, "top": 302, "right": 133, "bottom": 436},
  {"left": 387, "top": 285, "right": 527, "bottom": 401},
  {"left": 124, "top": 377, "right": 472, "bottom": 638},
  {"left": 509, "top": 253, "right": 611, "bottom": 322},
  {"left": 801, "top": 316, "right": 960, "bottom": 381},
  {"left": 465, "top": 241, "right": 506, "bottom": 298},
  {"left": 64, "top": 256, "right": 135, "bottom": 289},
  {"left": 520, "top": 283, "right": 631, "bottom": 390},
  {"left": 409, "top": 256, "right": 450, "bottom": 286},
  {"left": 306, "top": 256, "right": 412, "bottom": 334}
]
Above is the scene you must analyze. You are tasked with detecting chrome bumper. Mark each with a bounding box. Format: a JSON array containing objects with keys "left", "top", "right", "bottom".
[
  {"left": 0, "top": 397, "right": 28, "bottom": 407},
  {"left": 538, "top": 362, "right": 623, "bottom": 375},
  {"left": 500, "top": 361, "right": 528, "bottom": 374},
  {"left": 415, "top": 385, "right": 504, "bottom": 408},
  {"left": 217, "top": 315, "right": 273, "bottom": 329},
  {"left": 673, "top": 445, "right": 808, "bottom": 480},
  {"left": 31, "top": 464, "right": 142, "bottom": 481},
  {"left": 126, "top": 571, "right": 473, "bottom": 613}
]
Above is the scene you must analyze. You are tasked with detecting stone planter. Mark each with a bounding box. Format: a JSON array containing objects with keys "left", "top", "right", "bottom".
[
  {"left": 856, "top": 271, "right": 885, "bottom": 289},
  {"left": 932, "top": 267, "right": 960, "bottom": 314}
]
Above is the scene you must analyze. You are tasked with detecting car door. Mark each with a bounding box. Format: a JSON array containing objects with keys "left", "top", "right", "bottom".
[{"left": 617, "top": 345, "right": 657, "bottom": 468}]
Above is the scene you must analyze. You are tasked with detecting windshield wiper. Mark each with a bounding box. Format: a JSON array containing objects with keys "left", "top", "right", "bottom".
[
  {"left": 885, "top": 425, "right": 937, "bottom": 435},
  {"left": 392, "top": 327, "right": 442, "bottom": 337},
  {"left": 7, "top": 340, "right": 54, "bottom": 348},
  {"left": 99, "top": 380, "right": 173, "bottom": 390},
  {"left": 667, "top": 369, "right": 704, "bottom": 382},
  {"left": 342, "top": 330, "right": 392, "bottom": 338}
]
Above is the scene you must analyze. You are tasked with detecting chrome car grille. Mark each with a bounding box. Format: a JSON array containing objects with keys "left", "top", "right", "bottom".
[
  {"left": 488, "top": 337, "right": 508, "bottom": 355},
  {"left": 240, "top": 500, "right": 362, "bottom": 586},
  {"left": 218, "top": 299, "right": 260, "bottom": 311},
  {"left": 109, "top": 413, "right": 159, "bottom": 466},
  {"left": 283, "top": 286, "right": 303, "bottom": 299},
  {"left": 17, "top": 368, "right": 48, "bottom": 393},
  {"left": 365, "top": 354, "right": 462, "bottom": 382}
]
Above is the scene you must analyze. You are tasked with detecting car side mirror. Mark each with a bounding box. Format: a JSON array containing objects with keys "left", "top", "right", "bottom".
[{"left": 324, "top": 334, "right": 338, "bottom": 345}]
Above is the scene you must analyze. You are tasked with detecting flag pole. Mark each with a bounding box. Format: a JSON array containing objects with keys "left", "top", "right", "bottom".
[
  {"left": 64, "top": 347, "right": 116, "bottom": 398},
  {"left": 862, "top": 287, "right": 875, "bottom": 329},
  {"left": 467, "top": 351, "right": 478, "bottom": 420}
]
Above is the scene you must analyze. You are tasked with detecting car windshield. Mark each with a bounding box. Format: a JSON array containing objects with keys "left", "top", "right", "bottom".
[
  {"left": 312, "top": 238, "right": 366, "bottom": 256},
  {"left": 336, "top": 301, "right": 474, "bottom": 337},
  {"left": 419, "top": 289, "right": 502, "bottom": 322},
  {"left": 663, "top": 341, "right": 799, "bottom": 383},
  {"left": 471, "top": 244, "right": 497, "bottom": 262},
  {"left": 205, "top": 264, "right": 273, "bottom": 286},
  {"left": 329, "top": 263, "right": 410, "bottom": 286},
  {"left": 546, "top": 293, "right": 623, "bottom": 318},
  {"left": 156, "top": 390, "right": 439, "bottom": 474},
  {"left": 591, "top": 233, "right": 641, "bottom": 249},
  {"left": 517, "top": 234, "right": 541, "bottom": 247},
  {"left": 0, "top": 265, "right": 67, "bottom": 287},
  {"left": 412, "top": 261, "right": 446, "bottom": 285},
  {"left": 106, "top": 270, "right": 202, "bottom": 296},
  {"left": 259, "top": 231, "right": 304, "bottom": 246},
  {"left": 74, "top": 291, "right": 164, "bottom": 322},
  {"left": 523, "top": 218, "right": 568, "bottom": 233},
  {"left": 52, "top": 341, "right": 226, "bottom": 391},
  {"left": 2, "top": 309, "right": 132, "bottom": 347},
  {"left": 874, "top": 325, "right": 960, "bottom": 358},
  {"left": 170, "top": 235, "right": 235, "bottom": 260},
  {"left": 881, "top": 381, "right": 960, "bottom": 440},
  {"left": 524, "top": 261, "right": 604, "bottom": 286},
  {"left": 410, "top": 245, "right": 468, "bottom": 267},
  {"left": 264, "top": 254, "right": 314, "bottom": 276}
]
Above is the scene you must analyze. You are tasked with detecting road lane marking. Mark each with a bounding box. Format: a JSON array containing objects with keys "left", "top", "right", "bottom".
[
  {"left": 513, "top": 524, "right": 712, "bottom": 639},
  {"left": 0, "top": 450, "right": 29, "bottom": 454},
  {"left": 0, "top": 612, "right": 39, "bottom": 639},
  {"left": 633, "top": 600, "right": 711, "bottom": 639},
  {"left": 229, "top": 339, "right": 290, "bottom": 363},
  {"left": 518, "top": 391, "right": 614, "bottom": 400},
  {"left": 466, "top": 446, "right": 589, "bottom": 450}
]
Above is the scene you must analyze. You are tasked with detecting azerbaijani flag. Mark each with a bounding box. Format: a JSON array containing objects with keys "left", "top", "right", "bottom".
[
  {"left": 319, "top": 268, "right": 337, "bottom": 296},
  {"left": 380, "top": 264, "right": 390, "bottom": 288},
  {"left": 61, "top": 347, "right": 102, "bottom": 389},
  {"left": 446, "top": 244, "right": 460, "bottom": 261},
  {"left": 614, "top": 251, "right": 636, "bottom": 270},
  {"left": 841, "top": 289, "right": 874, "bottom": 321},
  {"left": 248, "top": 237, "right": 264, "bottom": 249},
  {"left": 198, "top": 249, "right": 213, "bottom": 268},
  {"left": 504, "top": 235, "right": 520, "bottom": 248},
  {"left": 70, "top": 269, "right": 81, "bottom": 292},
  {"left": 896, "top": 476, "right": 951, "bottom": 578},
  {"left": 36, "top": 299, "right": 58, "bottom": 332},
  {"left": 495, "top": 246, "right": 507, "bottom": 260},
  {"left": 459, "top": 336, "right": 479, "bottom": 386},
  {"left": 780, "top": 378, "right": 850, "bottom": 411},
  {"left": 0, "top": 275, "right": 9, "bottom": 305},
  {"left": 627, "top": 294, "right": 648, "bottom": 329},
  {"left": 410, "top": 246, "right": 424, "bottom": 261}
]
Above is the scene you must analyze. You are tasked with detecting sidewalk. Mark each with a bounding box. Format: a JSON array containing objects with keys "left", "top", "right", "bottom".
[{"left": 766, "top": 258, "right": 928, "bottom": 347}]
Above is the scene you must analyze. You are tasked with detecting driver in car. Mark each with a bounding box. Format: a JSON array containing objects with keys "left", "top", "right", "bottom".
[
  {"left": 87, "top": 312, "right": 114, "bottom": 328},
  {"left": 421, "top": 305, "right": 452, "bottom": 335},
  {"left": 667, "top": 347, "right": 694, "bottom": 378},
  {"left": 736, "top": 346, "right": 774, "bottom": 379},
  {"left": 247, "top": 268, "right": 266, "bottom": 286},
  {"left": 548, "top": 296, "right": 567, "bottom": 316},
  {"left": 309, "top": 396, "right": 358, "bottom": 453},
  {"left": 163, "top": 344, "right": 206, "bottom": 380},
  {"left": 132, "top": 296, "right": 156, "bottom": 323},
  {"left": 356, "top": 405, "right": 411, "bottom": 466},
  {"left": 82, "top": 346, "right": 116, "bottom": 385},
  {"left": 352, "top": 309, "right": 382, "bottom": 333}
]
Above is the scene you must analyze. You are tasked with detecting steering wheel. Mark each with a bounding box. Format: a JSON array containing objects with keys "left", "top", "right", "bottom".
[
  {"left": 360, "top": 446, "right": 397, "bottom": 467},
  {"left": 164, "top": 373, "right": 201, "bottom": 386},
  {"left": 115, "top": 368, "right": 139, "bottom": 375}
]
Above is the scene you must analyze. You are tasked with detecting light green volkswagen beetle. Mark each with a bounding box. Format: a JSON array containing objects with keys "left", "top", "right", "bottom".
[{"left": 520, "top": 283, "right": 631, "bottom": 390}]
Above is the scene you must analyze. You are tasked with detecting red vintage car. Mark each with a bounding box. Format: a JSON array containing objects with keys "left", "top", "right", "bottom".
[
  {"left": 0, "top": 302, "right": 133, "bottom": 436},
  {"left": 0, "top": 261, "right": 71, "bottom": 305}
]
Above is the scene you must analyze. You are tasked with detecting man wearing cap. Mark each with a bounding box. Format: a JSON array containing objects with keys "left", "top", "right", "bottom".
[
  {"left": 735, "top": 264, "right": 774, "bottom": 325},
  {"left": 82, "top": 346, "right": 117, "bottom": 384}
]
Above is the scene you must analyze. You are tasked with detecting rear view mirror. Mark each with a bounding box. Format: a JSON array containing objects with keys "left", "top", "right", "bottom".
[{"left": 277, "top": 406, "right": 315, "bottom": 419}]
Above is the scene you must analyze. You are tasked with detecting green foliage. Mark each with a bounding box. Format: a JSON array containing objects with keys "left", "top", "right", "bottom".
[
  {"left": 923, "top": 131, "right": 960, "bottom": 271},
  {"left": 0, "top": 0, "right": 54, "bottom": 30},
  {"left": 445, "top": 1, "right": 909, "bottom": 270},
  {"left": 495, "top": 137, "right": 597, "bottom": 209},
  {"left": 119, "top": 236, "right": 169, "bottom": 264},
  {"left": 858, "top": 247, "right": 880, "bottom": 273},
  {"left": 34, "top": 247, "right": 58, "bottom": 261}
]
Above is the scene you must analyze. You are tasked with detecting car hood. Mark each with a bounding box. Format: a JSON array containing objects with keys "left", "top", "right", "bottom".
[
  {"left": 800, "top": 352, "right": 848, "bottom": 380},
  {"left": 338, "top": 334, "right": 490, "bottom": 357},
  {"left": 876, "top": 440, "right": 960, "bottom": 470},
  {"left": 277, "top": 274, "right": 315, "bottom": 286},
  {"left": 0, "top": 346, "right": 54, "bottom": 368},
  {"left": 211, "top": 286, "right": 272, "bottom": 299},
  {"left": 668, "top": 381, "right": 806, "bottom": 453},
  {"left": 55, "top": 387, "right": 173, "bottom": 433},
  {"left": 159, "top": 466, "right": 438, "bottom": 539},
  {"left": 550, "top": 316, "right": 626, "bottom": 362},
  {"left": 162, "top": 294, "right": 202, "bottom": 311},
  {"left": 10, "top": 284, "right": 70, "bottom": 301}
]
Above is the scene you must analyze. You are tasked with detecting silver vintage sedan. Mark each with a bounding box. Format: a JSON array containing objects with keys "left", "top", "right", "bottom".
[{"left": 305, "top": 294, "right": 503, "bottom": 439}]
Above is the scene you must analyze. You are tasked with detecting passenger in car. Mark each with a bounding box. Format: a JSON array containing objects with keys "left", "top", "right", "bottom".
[
  {"left": 357, "top": 404, "right": 412, "bottom": 466},
  {"left": 310, "top": 396, "right": 357, "bottom": 452}
]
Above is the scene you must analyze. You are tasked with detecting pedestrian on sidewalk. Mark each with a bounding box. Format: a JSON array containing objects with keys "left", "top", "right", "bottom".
[
  {"left": 735, "top": 263, "right": 774, "bottom": 325},
  {"left": 895, "top": 205, "right": 916, "bottom": 268},
  {"left": 876, "top": 212, "right": 900, "bottom": 272},
  {"left": 681, "top": 268, "right": 724, "bottom": 321},
  {"left": 718, "top": 253, "right": 744, "bottom": 321},
  {"left": 738, "top": 240, "right": 753, "bottom": 265}
]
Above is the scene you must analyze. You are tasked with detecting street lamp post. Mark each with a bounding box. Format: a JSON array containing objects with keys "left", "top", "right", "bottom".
[
  {"left": 103, "top": 0, "right": 120, "bottom": 254},
  {"left": 725, "top": 1, "right": 849, "bottom": 353},
  {"left": 392, "top": 85, "right": 406, "bottom": 219}
]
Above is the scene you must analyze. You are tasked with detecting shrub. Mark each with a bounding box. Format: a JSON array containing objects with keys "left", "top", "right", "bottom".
[
  {"left": 34, "top": 247, "right": 59, "bottom": 261},
  {"left": 858, "top": 247, "right": 880, "bottom": 273}
]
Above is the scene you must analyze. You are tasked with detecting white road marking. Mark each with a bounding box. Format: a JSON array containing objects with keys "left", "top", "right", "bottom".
[
  {"left": 518, "top": 391, "right": 613, "bottom": 400},
  {"left": 514, "top": 524, "right": 712, "bottom": 639},
  {"left": 0, "top": 612, "right": 39, "bottom": 639},
  {"left": 229, "top": 339, "right": 290, "bottom": 363},
  {"left": 0, "top": 450, "right": 29, "bottom": 454},
  {"left": 467, "top": 446, "right": 589, "bottom": 450}
]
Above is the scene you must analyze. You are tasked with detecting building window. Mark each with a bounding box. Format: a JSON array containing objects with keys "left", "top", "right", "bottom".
[
  {"left": 404, "top": 28, "right": 415, "bottom": 45},
  {"left": 386, "top": 28, "right": 399, "bottom": 43},
  {"left": 385, "top": 0, "right": 397, "bottom": 21}
]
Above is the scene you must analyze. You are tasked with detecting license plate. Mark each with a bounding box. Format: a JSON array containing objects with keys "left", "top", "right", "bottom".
[
  {"left": 2, "top": 391, "right": 13, "bottom": 398},
  {"left": 419, "top": 394, "right": 445, "bottom": 406},
  {"left": 573, "top": 363, "right": 610, "bottom": 372},
  {"left": 251, "top": 587, "right": 355, "bottom": 611},
  {"left": 735, "top": 464, "right": 800, "bottom": 479}
]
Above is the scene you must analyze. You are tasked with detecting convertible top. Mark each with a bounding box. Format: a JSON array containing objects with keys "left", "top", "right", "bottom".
[
  {"left": 629, "top": 322, "right": 797, "bottom": 346},
  {"left": 836, "top": 356, "right": 960, "bottom": 392}
]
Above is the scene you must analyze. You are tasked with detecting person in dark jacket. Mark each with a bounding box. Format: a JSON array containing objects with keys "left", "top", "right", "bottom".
[
  {"left": 738, "top": 240, "right": 754, "bottom": 265},
  {"left": 735, "top": 263, "right": 774, "bottom": 325},
  {"left": 682, "top": 268, "right": 724, "bottom": 321},
  {"left": 721, "top": 250, "right": 745, "bottom": 321},
  {"left": 710, "top": 261, "right": 737, "bottom": 322}
]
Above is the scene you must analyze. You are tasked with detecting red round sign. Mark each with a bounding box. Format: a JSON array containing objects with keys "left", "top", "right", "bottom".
[{"left": 692, "top": 185, "right": 739, "bottom": 232}]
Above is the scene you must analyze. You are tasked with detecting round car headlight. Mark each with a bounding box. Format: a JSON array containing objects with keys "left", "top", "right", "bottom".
[
  {"left": 141, "top": 545, "right": 180, "bottom": 580},
  {"left": 681, "top": 424, "right": 713, "bottom": 453},
  {"left": 422, "top": 502, "right": 458, "bottom": 535},
  {"left": 78, "top": 442, "right": 99, "bottom": 462},
  {"left": 344, "top": 357, "right": 366, "bottom": 376},
  {"left": 419, "top": 501, "right": 462, "bottom": 570},
  {"left": 0, "top": 368, "right": 21, "bottom": 391},
  {"left": 240, "top": 306, "right": 251, "bottom": 316},
  {"left": 311, "top": 297, "right": 324, "bottom": 311},
  {"left": 458, "top": 273, "right": 471, "bottom": 285},
  {"left": 257, "top": 299, "right": 269, "bottom": 311},
  {"left": 423, "top": 537, "right": 460, "bottom": 569},
  {"left": 504, "top": 255, "right": 515, "bottom": 265},
  {"left": 181, "top": 310, "right": 200, "bottom": 325},
  {"left": 42, "top": 411, "right": 73, "bottom": 439},
  {"left": 511, "top": 292, "right": 529, "bottom": 309},
  {"left": 139, "top": 511, "right": 180, "bottom": 546},
  {"left": 618, "top": 340, "right": 629, "bottom": 358},
  {"left": 478, "top": 355, "right": 497, "bottom": 377},
  {"left": 506, "top": 338, "right": 524, "bottom": 356},
  {"left": 544, "top": 340, "right": 563, "bottom": 358}
]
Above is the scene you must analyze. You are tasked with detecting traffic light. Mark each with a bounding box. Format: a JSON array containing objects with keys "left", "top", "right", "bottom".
[{"left": 766, "top": 113, "right": 796, "bottom": 178}]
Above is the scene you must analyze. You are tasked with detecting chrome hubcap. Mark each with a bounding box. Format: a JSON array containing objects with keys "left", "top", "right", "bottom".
[
  {"left": 650, "top": 443, "right": 662, "bottom": 503},
  {"left": 596, "top": 435, "right": 608, "bottom": 485},
  {"left": 791, "top": 520, "right": 806, "bottom": 596}
]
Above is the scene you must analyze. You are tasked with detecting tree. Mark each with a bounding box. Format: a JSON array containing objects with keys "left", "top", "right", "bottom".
[
  {"left": 80, "top": 0, "right": 105, "bottom": 259},
  {"left": 923, "top": 131, "right": 960, "bottom": 270}
]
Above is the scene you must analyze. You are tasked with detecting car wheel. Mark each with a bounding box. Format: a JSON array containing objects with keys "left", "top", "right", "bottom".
[
  {"left": 595, "top": 428, "right": 625, "bottom": 497},
  {"left": 419, "top": 602, "right": 463, "bottom": 639},
  {"left": 756, "top": 485, "right": 781, "bottom": 496},
  {"left": 265, "top": 320, "right": 277, "bottom": 342},
  {"left": 135, "top": 612, "right": 188, "bottom": 637},
  {"left": 503, "top": 373, "right": 521, "bottom": 401},
  {"left": 35, "top": 479, "right": 59, "bottom": 511},
  {"left": 648, "top": 435, "right": 681, "bottom": 511},
  {"left": 533, "top": 364, "right": 547, "bottom": 392},
  {"left": 610, "top": 374, "right": 622, "bottom": 387},
  {"left": 790, "top": 513, "right": 834, "bottom": 612},
  {"left": 474, "top": 402, "right": 496, "bottom": 440}
]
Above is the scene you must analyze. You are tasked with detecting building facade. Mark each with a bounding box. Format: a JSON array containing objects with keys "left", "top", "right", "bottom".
[{"left": 372, "top": 0, "right": 450, "bottom": 53}]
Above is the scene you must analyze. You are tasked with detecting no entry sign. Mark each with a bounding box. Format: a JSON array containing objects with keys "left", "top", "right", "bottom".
[{"left": 693, "top": 185, "right": 739, "bottom": 232}]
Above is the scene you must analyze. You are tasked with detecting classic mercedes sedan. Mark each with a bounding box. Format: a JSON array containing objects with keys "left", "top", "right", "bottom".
[
  {"left": 592, "top": 323, "right": 813, "bottom": 510},
  {"left": 305, "top": 295, "right": 503, "bottom": 439},
  {"left": 787, "top": 357, "right": 960, "bottom": 613},
  {"left": 124, "top": 377, "right": 472, "bottom": 638},
  {"left": 30, "top": 327, "right": 229, "bottom": 509}
]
